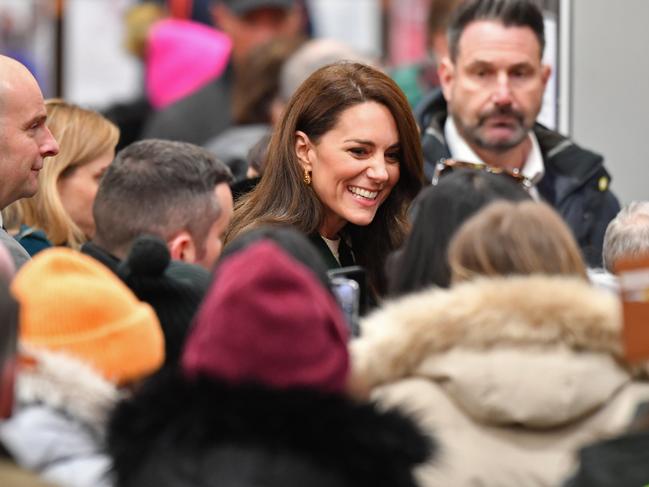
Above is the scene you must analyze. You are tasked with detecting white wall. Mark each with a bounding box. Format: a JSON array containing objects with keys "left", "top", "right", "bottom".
[{"left": 571, "top": 0, "right": 649, "bottom": 205}]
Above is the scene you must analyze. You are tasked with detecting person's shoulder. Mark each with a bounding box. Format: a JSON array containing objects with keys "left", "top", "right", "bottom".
[
  {"left": 154, "top": 76, "right": 230, "bottom": 120},
  {"left": 14, "top": 225, "right": 52, "bottom": 257},
  {"left": 142, "top": 79, "right": 232, "bottom": 144},
  {"left": 0, "top": 227, "right": 30, "bottom": 269},
  {"left": 534, "top": 124, "right": 613, "bottom": 185},
  {"left": 534, "top": 124, "right": 603, "bottom": 164}
]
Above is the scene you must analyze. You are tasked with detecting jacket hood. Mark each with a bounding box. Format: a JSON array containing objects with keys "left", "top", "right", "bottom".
[
  {"left": 0, "top": 348, "right": 119, "bottom": 486},
  {"left": 12, "top": 347, "right": 121, "bottom": 434},
  {"left": 108, "top": 369, "right": 433, "bottom": 487},
  {"left": 353, "top": 275, "right": 630, "bottom": 428}
]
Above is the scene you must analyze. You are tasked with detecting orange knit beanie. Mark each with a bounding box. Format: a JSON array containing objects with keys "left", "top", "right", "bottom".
[{"left": 11, "top": 248, "right": 164, "bottom": 385}]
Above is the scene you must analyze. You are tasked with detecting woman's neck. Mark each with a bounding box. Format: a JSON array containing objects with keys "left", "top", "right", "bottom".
[{"left": 320, "top": 214, "right": 346, "bottom": 239}]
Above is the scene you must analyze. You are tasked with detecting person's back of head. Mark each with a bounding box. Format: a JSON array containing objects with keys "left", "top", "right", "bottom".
[
  {"left": 278, "top": 38, "right": 375, "bottom": 108},
  {"left": 233, "top": 36, "right": 303, "bottom": 125},
  {"left": 603, "top": 202, "right": 649, "bottom": 273},
  {"left": 17, "top": 99, "right": 120, "bottom": 249},
  {"left": 92, "top": 139, "right": 232, "bottom": 266},
  {"left": 390, "top": 169, "right": 530, "bottom": 295},
  {"left": 220, "top": 225, "right": 332, "bottom": 292},
  {"left": 427, "top": 0, "right": 465, "bottom": 60},
  {"left": 448, "top": 200, "right": 587, "bottom": 282}
]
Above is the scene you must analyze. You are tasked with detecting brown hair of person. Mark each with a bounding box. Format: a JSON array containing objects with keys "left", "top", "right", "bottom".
[
  {"left": 449, "top": 200, "right": 588, "bottom": 282},
  {"left": 232, "top": 36, "right": 303, "bottom": 125},
  {"left": 226, "top": 62, "right": 424, "bottom": 296},
  {"left": 427, "top": 0, "right": 464, "bottom": 46}
]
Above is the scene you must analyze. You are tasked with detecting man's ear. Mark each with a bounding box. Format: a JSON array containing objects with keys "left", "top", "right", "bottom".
[
  {"left": 294, "top": 130, "right": 313, "bottom": 172},
  {"left": 167, "top": 231, "right": 196, "bottom": 264},
  {"left": 438, "top": 57, "right": 455, "bottom": 103},
  {"left": 541, "top": 64, "right": 552, "bottom": 88}
]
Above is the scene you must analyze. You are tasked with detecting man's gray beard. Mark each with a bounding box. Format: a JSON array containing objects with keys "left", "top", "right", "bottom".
[{"left": 452, "top": 113, "right": 530, "bottom": 153}]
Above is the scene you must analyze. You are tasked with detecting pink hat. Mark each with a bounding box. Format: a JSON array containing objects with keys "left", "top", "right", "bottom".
[
  {"left": 182, "top": 241, "right": 350, "bottom": 393},
  {"left": 146, "top": 19, "right": 232, "bottom": 109}
]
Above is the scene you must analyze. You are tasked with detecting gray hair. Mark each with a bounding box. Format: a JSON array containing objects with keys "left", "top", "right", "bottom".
[
  {"left": 603, "top": 202, "right": 649, "bottom": 272},
  {"left": 279, "top": 38, "right": 375, "bottom": 102}
]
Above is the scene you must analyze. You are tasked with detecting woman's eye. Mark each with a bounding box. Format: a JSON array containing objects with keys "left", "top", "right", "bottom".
[
  {"left": 386, "top": 152, "right": 401, "bottom": 163},
  {"left": 349, "top": 147, "right": 368, "bottom": 157}
]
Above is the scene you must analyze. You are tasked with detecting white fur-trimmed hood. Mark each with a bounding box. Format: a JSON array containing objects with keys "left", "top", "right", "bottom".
[
  {"left": 352, "top": 275, "right": 628, "bottom": 427},
  {"left": 14, "top": 346, "right": 122, "bottom": 435}
]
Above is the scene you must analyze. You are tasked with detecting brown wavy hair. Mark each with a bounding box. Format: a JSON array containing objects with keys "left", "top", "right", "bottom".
[
  {"left": 226, "top": 62, "right": 424, "bottom": 296},
  {"left": 449, "top": 200, "right": 588, "bottom": 282}
]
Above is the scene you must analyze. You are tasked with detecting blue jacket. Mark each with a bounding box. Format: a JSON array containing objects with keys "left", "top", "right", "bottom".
[{"left": 416, "top": 90, "right": 620, "bottom": 267}]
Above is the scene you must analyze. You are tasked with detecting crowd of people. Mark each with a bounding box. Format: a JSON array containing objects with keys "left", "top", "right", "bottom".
[{"left": 1, "top": 0, "right": 648, "bottom": 486}]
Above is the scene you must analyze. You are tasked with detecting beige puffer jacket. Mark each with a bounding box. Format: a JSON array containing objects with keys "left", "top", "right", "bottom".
[{"left": 352, "top": 275, "right": 649, "bottom": 487}]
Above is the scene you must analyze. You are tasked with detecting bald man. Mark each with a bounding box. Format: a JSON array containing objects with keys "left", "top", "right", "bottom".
[{"left": 0, "top": 55, "right": 59, "bottom": 268}]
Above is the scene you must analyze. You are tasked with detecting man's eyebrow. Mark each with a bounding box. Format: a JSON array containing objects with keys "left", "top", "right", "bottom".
[
  {"left": 508, "top": 62, "right": 535, "bottom": 71},
  {"left": 465, "top": 59, "right": 494, "bottom": 69},
  {"left": 23, "top": 113, "right": 47, "bottom": 129}
]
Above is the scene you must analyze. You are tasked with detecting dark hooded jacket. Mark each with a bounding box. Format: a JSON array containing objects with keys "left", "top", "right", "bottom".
[
  {"left": 107, "top": 370, "right": 433, "bottom": 487},
  {"left": 417, "top": 90, "right": 620, "bottom": 267}
]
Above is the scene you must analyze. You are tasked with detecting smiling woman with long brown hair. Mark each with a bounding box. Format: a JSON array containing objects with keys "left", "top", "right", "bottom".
[{"left": 225, "top": 62, "right": 424, "bottom": 299}]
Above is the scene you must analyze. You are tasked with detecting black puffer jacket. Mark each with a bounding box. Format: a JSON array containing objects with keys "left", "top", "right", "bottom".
[
  {"left": 416, "top": 90, "right": 621, "bottom": 267},
  {"left": 107, "top": 370, "right": 433, "bottom": 487},
  {"left": 565, "top": 429, "right": 649, "bottom": 487}
]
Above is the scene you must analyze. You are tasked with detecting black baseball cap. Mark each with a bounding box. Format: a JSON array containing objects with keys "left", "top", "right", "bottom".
[{"left": 223, "top": 0, "right": 295, "bottom": 16}]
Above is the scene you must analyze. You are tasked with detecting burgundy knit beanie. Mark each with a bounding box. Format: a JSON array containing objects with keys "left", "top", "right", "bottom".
[{"left": 182, "top": 241, "right": 349, "bottom": 393}]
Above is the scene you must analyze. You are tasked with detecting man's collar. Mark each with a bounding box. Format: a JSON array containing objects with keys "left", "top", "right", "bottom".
[
  {"left": 444, "top": 117, "right": 545, "bottom": 196},
  {"left": 444, "top": 116, "right": 484, "bottom": 165}
]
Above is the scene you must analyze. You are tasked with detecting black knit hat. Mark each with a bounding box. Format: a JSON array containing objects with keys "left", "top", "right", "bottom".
[{"left": 118, "top": 235, "right": 210, "bottom": 365}]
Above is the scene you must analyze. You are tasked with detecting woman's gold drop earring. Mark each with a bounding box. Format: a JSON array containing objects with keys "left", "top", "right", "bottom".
[{"left": 303, "top": 169, "right": 312, "bottom": 185}]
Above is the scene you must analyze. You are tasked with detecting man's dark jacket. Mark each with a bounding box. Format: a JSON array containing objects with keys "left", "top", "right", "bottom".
[{"left": 417, "top": 90, "right": 620, "bottom": 267}]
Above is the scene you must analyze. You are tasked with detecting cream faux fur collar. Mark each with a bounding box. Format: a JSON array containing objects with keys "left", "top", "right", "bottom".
[
  {"left": 352, "top": 275, "right": 622, "bottom": 388},
  {"left": 15, "top": 347, "right": 122, "bottom": 435}
]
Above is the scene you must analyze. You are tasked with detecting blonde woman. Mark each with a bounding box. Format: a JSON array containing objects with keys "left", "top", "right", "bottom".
[
  {"left": 352, "top": 201, "right": 649, "bottom": 487},
  {"left": 15, "top": 99, "right": 119, "bottom": 253}
]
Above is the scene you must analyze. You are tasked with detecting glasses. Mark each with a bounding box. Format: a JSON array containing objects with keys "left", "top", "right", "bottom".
[{"left": 431, "top": 158, "right": 533, "bottom": 190}]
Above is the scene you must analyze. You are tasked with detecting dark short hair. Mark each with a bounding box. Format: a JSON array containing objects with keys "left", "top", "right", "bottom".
[
  {"left": 220, "top": 225, "right": 332, "bottom": 293},
  {"left": 389, "top": 169, "right": 530, "bottom": 296},
  {"left": 448, "top": 0, "right": 545, "bottom": 61},
  {"left": 93, "top": 139, "right": 232, "bottom": 257}
]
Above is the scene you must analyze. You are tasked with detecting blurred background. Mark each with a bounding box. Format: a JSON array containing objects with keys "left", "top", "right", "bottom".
[{"left": 1, "top": 0, "right": 645, "bottom": 203}]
